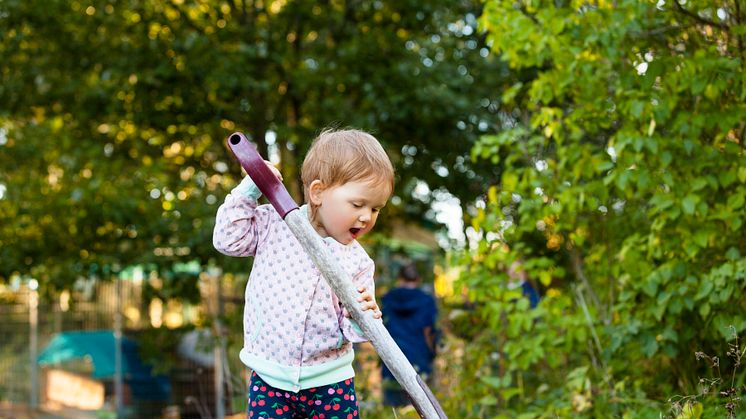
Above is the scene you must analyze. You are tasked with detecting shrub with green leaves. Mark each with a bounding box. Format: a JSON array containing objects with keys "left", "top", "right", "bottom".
[{"left": 451, "top": 0, "right": 746, "bottom": 416}]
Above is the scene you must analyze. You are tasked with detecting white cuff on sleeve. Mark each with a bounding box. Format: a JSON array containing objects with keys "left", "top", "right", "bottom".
[{"left": 235, "top": 176, "right": 262, "bottom": 200}]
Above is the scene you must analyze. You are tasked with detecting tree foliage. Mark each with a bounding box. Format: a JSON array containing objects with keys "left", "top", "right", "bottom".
[
  {"left": 453, "top": 0, "right": 746, "bottom": 416},
  {"left": 0, "top": 0, "right": 504, "bottom": 291}
]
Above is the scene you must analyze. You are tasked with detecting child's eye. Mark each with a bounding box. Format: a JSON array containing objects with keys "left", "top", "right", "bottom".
[
  {"left": 352, "top": 203, "right": 362, "bottom": 208},
  {"left": 372, "top": 208, "right": 380, "bottom": 213}
]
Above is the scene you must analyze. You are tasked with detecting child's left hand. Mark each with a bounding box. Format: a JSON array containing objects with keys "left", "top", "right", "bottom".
[{"left": 354, "top": 286, "right": 382, "bottom": 319}]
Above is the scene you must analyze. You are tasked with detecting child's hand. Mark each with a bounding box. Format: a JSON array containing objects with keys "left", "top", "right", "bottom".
[
  {"left": 264, "top": 160, "right": 283, "bottom": 181},
  {"left": 355, "top": 286, "right": 382, "bottom": 319}
]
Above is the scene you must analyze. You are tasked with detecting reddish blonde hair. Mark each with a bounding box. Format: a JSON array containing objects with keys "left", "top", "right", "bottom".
[{"left": 301, "top": 128, "right": 395, "bottom": 204}]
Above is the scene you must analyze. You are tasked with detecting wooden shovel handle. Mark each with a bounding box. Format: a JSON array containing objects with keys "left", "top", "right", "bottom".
[{"left": 226, "top": 132, "right": 299, "bottom": 218}]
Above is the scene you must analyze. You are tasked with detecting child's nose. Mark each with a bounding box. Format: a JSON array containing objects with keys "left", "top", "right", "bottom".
[{"left": 359, "top": 210, "right": 371, "bottom": 222}]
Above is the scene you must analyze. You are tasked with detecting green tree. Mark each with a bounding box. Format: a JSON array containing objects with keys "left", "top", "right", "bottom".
[
  {"left": 0, "top": 0, "right": 504, "bottom": 290},
  {"left": 454, "top": 0, "right": 746, "bottom": 416}
]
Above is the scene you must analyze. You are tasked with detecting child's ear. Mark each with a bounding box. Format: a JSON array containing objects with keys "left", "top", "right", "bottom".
[{"left": 308, "top": 180, "right": 325, "bottom": 206}]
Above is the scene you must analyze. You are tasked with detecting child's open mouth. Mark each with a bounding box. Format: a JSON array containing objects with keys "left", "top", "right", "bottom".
[{"left": 349, "top": 228, "right": 361, "bottom": 238}]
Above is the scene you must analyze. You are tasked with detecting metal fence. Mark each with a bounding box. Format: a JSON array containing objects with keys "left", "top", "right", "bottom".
[{"left": 0, "top": 275, "right": 248, "bottom": 419}]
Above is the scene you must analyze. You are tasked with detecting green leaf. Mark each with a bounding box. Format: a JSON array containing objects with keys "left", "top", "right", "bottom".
[
  {"left": 719, "top": 170, "right": 736, "bottom": 187},
  {"left": 695, "top": 280, "right": 713, "bottom": 300},
  {"left": 565, "top": 366, "right": 589, "bottom": 391},
  {"left": 725, "top": 247, "right": 740, "bottom": 260},
  {"left": 690, "top": 178, "right": 707, "bottom": 191},
  {"left": 660, "top": 151, "right": 673, "bottom": 167},
  {"left": 699, "top": 303, "right": 711, "bottom": 318},
  {"left": 641, "top": 335, "right": 659, "bottom": 357},
  {"left": 668, "top": 298, "right": 683, "bottom": 314},
  {"left": 727, "top": 191, "right": 745, "bottom": 210},
  {"left": 616, "top": 170, "right": 632, "bottom": 191},
  {"left": 598, "top": 161, "right": 615, "bottom": 171},
  {"left": 480, "top": 376, "right": 504, "bottom": 389},
  {"left": 641, "top": 278, "right": 658, "bottom": 297},
  {"left": 692, "top": 230, "right": 709, "bottom": 248},
  {"left": 502, "top": 388, "right": 522, "bottom": 402},
  {"left": 502, "top": 82, "right": 524, "bottom": 104},
  {"left": 739, "top": 167, "right": 746, "bottom": 182},
  {"left": 682, "top": 195, "right": 698, "bottom": 215},
  {"left": 730, "top": 217, "right": 743, "bottom": 231},
  {"left": 502, "top": 172, "right": 519, "bottom": 191},
  {"left": 630, "top": 100, "right": 645, "bottom": 118},
  {"left": 652, "top": 302, "right": 666, "bottom": 321}
]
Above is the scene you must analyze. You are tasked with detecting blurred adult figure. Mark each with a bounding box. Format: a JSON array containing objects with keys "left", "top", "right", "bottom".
[
  {"left": 508, "top": 260, "right": 541, "bottom": 308},
  {"left": 381, "top": 263, "right": 438, "bottom": 407}
]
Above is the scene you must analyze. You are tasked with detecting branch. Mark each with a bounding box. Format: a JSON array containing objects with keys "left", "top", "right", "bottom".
[
  {"left": 672, "top": 0, "right": 729, "bottom": 31},
  {"left": 568, "top": 243, "right": 607, "bottom": 324},
  {"left": 518, "top": 5, "right": 541, "bottom": 26},
  {"left": 572, "top": 283, "right": 615, "bottom": 397},
  {"left": 227, "top": 0, "right": 245, "bottom": 25},
  {"left": 734, "top": 0, "right": 745, "bottom": 60},
  {"left": 168, "top": 2, "right": 207, "bottom": 34}
]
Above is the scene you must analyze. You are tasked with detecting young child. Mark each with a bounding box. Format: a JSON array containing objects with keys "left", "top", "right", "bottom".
[{"left": 213, "top": 128, "right": 394, "bottom": 418}]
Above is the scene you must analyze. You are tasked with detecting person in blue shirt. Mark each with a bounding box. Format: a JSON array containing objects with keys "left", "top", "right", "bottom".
[
  {"left": 508, "top": 260, "right": 541, "bottom": 308},
  {"left": 380, "top": 263, "right": 438, "bottom": 407}
]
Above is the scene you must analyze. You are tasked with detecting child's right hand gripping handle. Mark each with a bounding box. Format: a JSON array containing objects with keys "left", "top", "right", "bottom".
[{"left": 226, "top": 132, "right": 299, "bottom": 219}]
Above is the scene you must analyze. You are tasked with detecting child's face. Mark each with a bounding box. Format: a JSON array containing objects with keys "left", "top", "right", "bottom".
[{"left": 310, "top": 178, "right": 390, "bottom": 245}]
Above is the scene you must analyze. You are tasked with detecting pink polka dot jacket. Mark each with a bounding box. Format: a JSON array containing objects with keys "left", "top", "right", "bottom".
[{"left": 213, "top": 181, "right": 377, "bottom": 392}]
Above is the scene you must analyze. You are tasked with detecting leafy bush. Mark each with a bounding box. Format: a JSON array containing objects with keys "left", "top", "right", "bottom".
[{"left": 446, "top": 0, "right": 746, "bottom": 416}]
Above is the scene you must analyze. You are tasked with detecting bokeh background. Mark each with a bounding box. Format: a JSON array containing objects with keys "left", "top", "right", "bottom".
[{"left": 1, "top": 0, "right": 745, "bottom": 418}]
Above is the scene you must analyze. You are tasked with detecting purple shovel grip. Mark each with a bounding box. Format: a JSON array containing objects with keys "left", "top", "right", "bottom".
[{"left": 226, "top": 132, "right": 299, "bottom": 219}]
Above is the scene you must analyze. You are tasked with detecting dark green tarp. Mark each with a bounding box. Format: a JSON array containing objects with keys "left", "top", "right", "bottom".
[{"left": 38, "top": 330, "right": 170, "bottom": 401}]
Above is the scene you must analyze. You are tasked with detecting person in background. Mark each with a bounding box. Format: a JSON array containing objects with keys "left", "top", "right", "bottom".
[
  {"left": 508, "top": 260, "right": 541, "bottom": 308},
  {"left": 380, "top": 263, "right": 438, "bottom": 407}
]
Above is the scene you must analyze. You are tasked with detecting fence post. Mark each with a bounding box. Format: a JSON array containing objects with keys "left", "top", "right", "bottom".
[
  {"left": 214, "top": 277, "right": 225, "bottom": 419},
  {"left": 29, "top": 279, "right": 39, "bottom": 411},
  {"left": 115, "top": 276, "right": 124, "bottom": 418}
]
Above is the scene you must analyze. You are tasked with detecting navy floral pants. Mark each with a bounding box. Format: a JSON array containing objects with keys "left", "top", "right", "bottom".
[{"left": 248, "top": 371, "right": 360, "bottom": 419}]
